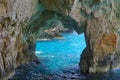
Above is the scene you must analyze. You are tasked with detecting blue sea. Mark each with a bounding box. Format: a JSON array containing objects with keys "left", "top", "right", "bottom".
[
  {"left": 10, "top": 31, "right": 120, "bottom": 80},
  {"left": 35, "top": 31, "right": 86, "bottom": 73}
]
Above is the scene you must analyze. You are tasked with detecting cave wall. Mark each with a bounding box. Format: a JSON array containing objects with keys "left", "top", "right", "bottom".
[
  {"left": 0, "top": 0, "right": 38, "bottom": 78},
  {"left": 69, "top": 0, "right": 120, "bottom": 33},
  {"left": 0, "top": 0, "right": 120, "bottom": 78},
  {"left": 40, "top": 0, "right": 70, "bottom": 14},
  {"left": 0, "top": 0, "right": 75, "bottom": 78},
  {"left": 78, "top": 0, "right": 120, "bottom": 73}
]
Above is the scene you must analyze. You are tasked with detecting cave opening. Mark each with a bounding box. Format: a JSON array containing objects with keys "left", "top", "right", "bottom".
[{"left": 34, "top": 31, "right": 86, "bottom": 79}]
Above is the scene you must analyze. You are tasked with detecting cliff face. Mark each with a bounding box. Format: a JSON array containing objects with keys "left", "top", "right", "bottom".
[
  {"left": 80, "top": 18, "right": 120, "bottom": 73},
  {"left": 0, "top": 0, "right": 38, "bottom": 78},
  {"left": 78, "top": 0, "right": 120, "bottom": 73}
]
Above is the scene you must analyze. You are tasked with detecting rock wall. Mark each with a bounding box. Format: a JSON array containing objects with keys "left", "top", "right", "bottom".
[
  {"left": 80, "top": 18, "right": 120, "bottom": 73},
  {"left": 0, "top": 0, "right": 77, "bottom": 78},
  {"left": 78, "top": 0, "right": 120, "bottom": 73},
  {"left": 40, "top": 0, "right": 70, "bottom": 14},
  {"left": 0, "top": 0, "right": 38, "bottom": 78}
]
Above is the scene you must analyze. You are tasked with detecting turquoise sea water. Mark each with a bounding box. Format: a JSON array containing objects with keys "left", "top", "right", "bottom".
[
  {"left": 35, "top": 31, "right": 86, "bottom": 74},
  {"left": 35, "top": 31, "right": 120, "bottom": 80}
]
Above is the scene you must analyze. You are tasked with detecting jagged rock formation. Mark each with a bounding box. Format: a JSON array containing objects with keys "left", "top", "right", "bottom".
[
  {"left": 0, "top": 0, "right": 77, "bottom": 79},
  {"left": 78, "top": 0, "right": 120, "bottom": 73},
  {"left": 38, "top": 25, "right": 72, "bottom": 40},
  {"left": 80, "top": 18, "right": 120, "bottom": 73},
  {"left": 38, "top": 28, "right": 63, "bottom": 40},
  {"left": 0, "top": 0, "right": 38, "bottom": 79}
]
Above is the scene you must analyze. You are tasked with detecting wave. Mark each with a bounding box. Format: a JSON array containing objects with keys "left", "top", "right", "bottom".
[
  {"left": 41, "top": 55, "right": 55, "bottom": 58},
  {"left": 35, "top": 51, "right": 42, "bottom": 54},
  {"left": 69, "top": 44, "right": 80, "bottom": 47}
]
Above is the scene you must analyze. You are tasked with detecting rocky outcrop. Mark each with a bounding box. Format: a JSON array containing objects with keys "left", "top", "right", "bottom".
[
  {"left": 53, "top": 24, "right": 72, "bottom": 32},
  {"left": 79, "top": 0, "right": 120, "bottom": 73},
  {"left": 80, "top": 18, "right": 120, "bottom": 73},
  {"left": 38, "top": 21, "right": 73, "bottom": 40},
  {"left": 70, "top": 0, "right": 80, "bottom": 22},
  {"left": 0, "top": 0, "right": 38, "bottom": 79},
  {"left": 38, "top": 29, "right": 63, "bottom": 40}
]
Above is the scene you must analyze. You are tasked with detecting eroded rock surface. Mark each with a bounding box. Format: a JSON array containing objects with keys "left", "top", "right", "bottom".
[
  {"left": 0, "top": 0, "right": 38, "bottom": 78},
  {"left": 80, "top": 18, "right": 120, "bottom": 73},
  {"left": 0, "top": 0, "right": 77, "bottom": 78},
  {"left": 38, "top": 20, "right": 73, "bottom": 40},
  {"left": 38, "top": 28, "right": 63, "bottom": 40},
  {"left": 79, "top": 0, "right": 120, "bottom": 73}
]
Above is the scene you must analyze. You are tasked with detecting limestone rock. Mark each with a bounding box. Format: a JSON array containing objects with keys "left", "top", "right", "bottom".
[
  {"left": 70, "top": 0, "right": 80, "bottom": 22},
  {"left": 38, "top": 20, "right": 73, "bottom": 40},
  {"left": 80, "top": 18, "right": 120, "bottom": 73},
  {"left": 40, "top": 0, "right": 70, "bottom": 14},
  {"left": 0, "top": 0, "right": 38, "bottom": 79},
  {"left": 39, "top": 28, "right": 63, "bottom": 40}
]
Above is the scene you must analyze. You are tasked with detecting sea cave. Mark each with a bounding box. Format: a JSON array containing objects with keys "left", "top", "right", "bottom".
[{"left": 0, "top": 0, "right": 120, "bottom": 80}]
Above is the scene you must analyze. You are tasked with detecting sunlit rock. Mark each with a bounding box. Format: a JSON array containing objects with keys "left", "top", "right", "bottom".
[{"left": 80, "top": 18, "right": 120, "bottom": 73}]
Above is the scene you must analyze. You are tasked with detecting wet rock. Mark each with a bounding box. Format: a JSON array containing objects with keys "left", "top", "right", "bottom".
[{"left": 9, "top": 62, "right": 86, "bottom": 80}]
